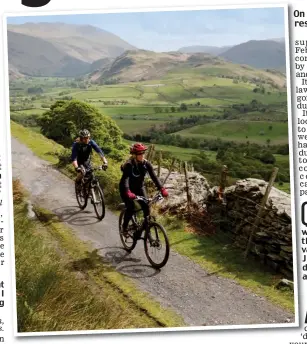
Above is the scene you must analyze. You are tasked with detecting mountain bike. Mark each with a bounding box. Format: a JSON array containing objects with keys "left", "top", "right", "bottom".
[
  {"left": 75, "top": 164, "right": 106, "bottom": 221},
  {"left": 118, "top": 192, "right": 170, "bottom": 269}
]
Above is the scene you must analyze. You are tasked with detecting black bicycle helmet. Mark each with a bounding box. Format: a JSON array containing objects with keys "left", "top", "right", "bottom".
[{"left": 79, "top": 129, "right": 90, "bottom": 138}]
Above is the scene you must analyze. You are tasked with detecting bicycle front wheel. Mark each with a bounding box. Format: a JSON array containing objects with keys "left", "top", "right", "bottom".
[
  {"left": 91, "top": 185, "right": 105, "bottom": 220},
  {"left": 119, "top": 210, "right": 137, "bottom": 252},
  {"left": 144, "top": 222, "right": 170, "bottom": 269},
  {"left": 75, "top": 182, "right": 87, "bottom": 210}
]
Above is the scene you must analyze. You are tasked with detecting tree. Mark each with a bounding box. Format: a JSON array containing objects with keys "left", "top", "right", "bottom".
[
  {"left": 216, "top": 149, "right": 226, "bottom": 161},
  {"left": 154, "top": 107, "right": 162, "bottom": 113},
  {"left": 39, "top": 100, "right": 126, "bottom": 159},
  {"left": 180, "top": 103, "right": 188, "bottom": 111},
  {"left": 259, "top": 151, "right": 275, "bottom": 164},
  {"left": 27, "top": 87, "right": 43, "bottom": 94},
  {"left": 171, "top": 106, "right": 176, "bottom": 113}
]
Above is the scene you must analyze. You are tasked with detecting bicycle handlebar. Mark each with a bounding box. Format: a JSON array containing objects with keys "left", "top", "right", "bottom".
[
  {"left": 135, "top": 192, "right": 163, "bottom": 205},
  {"left": 87, "top": 164, "right": 108, "bottom": 172}
]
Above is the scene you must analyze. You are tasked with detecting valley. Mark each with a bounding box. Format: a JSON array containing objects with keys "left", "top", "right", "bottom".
[{"left": 8, "top": 22, "right": 290, "bottom": 193}]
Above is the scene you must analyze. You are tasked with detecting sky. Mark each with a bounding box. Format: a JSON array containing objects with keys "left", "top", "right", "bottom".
[{"left": 6, "top": 7, "right": 286, "bottom": 52}]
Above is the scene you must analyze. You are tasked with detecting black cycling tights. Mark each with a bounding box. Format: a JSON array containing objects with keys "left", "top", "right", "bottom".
[{"left": 121, "top": 189, "right": 150, "bottom": 230}]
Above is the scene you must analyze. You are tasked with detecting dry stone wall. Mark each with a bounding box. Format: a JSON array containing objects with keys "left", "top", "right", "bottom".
[
  {"left": 207, "top": 178, "right": 293, "bottom": 279},
  {"left": 152, "top": 167, "right": 211, "bottom": 210},
  {"left": 150, "top": 168, "right": 293, "bottom": 279}
]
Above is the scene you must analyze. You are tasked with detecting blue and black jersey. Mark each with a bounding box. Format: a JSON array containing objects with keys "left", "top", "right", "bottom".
[{"left": 71, "top": 139, "right": 104, "bottom": 165}]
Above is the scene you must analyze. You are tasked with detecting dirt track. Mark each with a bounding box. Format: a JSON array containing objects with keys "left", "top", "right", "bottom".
[{"left": 11, "top": 136, "right": 295, "bottom": 327}]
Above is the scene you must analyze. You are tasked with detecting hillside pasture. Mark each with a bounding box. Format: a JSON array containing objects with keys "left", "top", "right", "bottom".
[
  {"left": 115, "top": 119, "right": 167, "bottom": 134},
  {"left": 177, "top": 120, "right": 289, "bottom": 145}
]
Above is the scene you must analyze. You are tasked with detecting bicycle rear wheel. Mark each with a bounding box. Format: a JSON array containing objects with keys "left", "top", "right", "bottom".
[
  {"left": 91, "top": 185, "right": 105, "bottom": 220},
  {"left": 75, "top": 182, "right": 87, "bottom": 210},
  {"left": 119, "top": 210, "right": 137, "bottom": 252},
  {"left": 144, "top": 222, "right": 170, "bottom": 269}
]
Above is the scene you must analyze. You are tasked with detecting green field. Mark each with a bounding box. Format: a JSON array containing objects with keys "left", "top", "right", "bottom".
[
  {"left": 115, "top": 119, "right": 167, "bottom": 134},
  {"left": 98, "top": 106, "right": 157, "bottom": 116},
  {"left": 11, "top": 108, "right": 46, "bottom": 115},
  {"left": 123, "top": 139, "right": 215, "bottom": 161},
  {"left": 11, "top": 74, "right": 287, "bottom": 108},
  {"left": 69, "top": 87, "right": 140, "bottom": 100},
  {"left": 177, "top": 120, "right": 289, "bottom": 144},
  {"left": 150, "top": 145, "right": 216, "bottom": 161}
]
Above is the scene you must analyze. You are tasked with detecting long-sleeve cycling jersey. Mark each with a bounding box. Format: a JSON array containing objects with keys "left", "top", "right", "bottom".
[
  {"left": 119, "top": 159, "right": 162, "bottom": 194},
  {"left": 71, "top": 139, "right": 104, "bottom": 165}
]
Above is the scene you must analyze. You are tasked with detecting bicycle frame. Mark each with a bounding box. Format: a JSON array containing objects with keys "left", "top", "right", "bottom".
[
  {"left": 81, "top": 166, "right": 105, "bottom": 202},
  {"left": 129, "top": 193, "right": 164, "bottom": 232}
]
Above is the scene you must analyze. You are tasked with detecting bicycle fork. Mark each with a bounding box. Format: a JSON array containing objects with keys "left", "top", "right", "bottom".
[{"left": 90, "top": 188, "right": 99, "bottom": 205}]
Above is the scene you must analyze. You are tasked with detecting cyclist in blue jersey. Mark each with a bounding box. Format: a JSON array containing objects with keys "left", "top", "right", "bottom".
[{"left": 71, "top": 129, "right": 108, "bottom": 184}]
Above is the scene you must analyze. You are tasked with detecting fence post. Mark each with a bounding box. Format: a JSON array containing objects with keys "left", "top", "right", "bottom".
[
  {"left": 244, "top": 167, "right": 279, "bottom": 259},
  {"left": 146, "top": 144, "right": 153, "bottom": 162},
  {"left": 163, "top": 157, "right": 176, "bottom": 185},
  {"left": 218, "top": 165, "right": 228, "bottom": 203},
  {"left": 179, "top": 161, "right": 182, "bottom": 174},
  {"left": 184, "top": 161, "right": 192, "bottom": 212},
  {"left": 158, "top": 150, "right": 162, "bottom": 177},
  {"left": 145, "top": 144, "right": 151, "bottom": 161},
  {"left": 151, "top": 144, "right": 156, "bottom": 161}
]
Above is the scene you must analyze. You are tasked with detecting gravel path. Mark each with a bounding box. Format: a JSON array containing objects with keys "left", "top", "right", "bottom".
[{"left": 11, "top": 137, "right": 295, "bottom": 327}]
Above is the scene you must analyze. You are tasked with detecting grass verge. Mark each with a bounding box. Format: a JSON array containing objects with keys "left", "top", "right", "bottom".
[
  {"left": 13, "top": 179, "right": 185, "bottom": 332},
  {"left": 11, "top": 121, "right": 63, "bottom": 164},
  {"left": 159, "top": 213, "right": 294, "bottom": 313}
]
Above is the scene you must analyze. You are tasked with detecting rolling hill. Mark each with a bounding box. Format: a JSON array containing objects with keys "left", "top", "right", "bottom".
[
  {"left": 178, "top": 38, "right": 286, "bottom": 70},
  {"left": 178, "top": 45, "right": 232, "bottom": 55},
  {"left": 7, "top": 22, "right": 136, "bottom": 77},
  {"left": 93, "top": 49, "right": 286, "bottom": 87},
  {"left": 8, "top": 23, "right": 136, "bottom": 62},
  {"left": 7, "top": 31, "right": 91, "bottom": 77},
  {"left": 219, "top": 40, "right": 286, "bottom": 70},
  {"left": 94, "top": 50, "right": 193, "bottom": 83}
]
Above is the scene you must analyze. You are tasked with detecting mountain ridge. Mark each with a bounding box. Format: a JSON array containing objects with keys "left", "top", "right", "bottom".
[
  {"left": 7, "top": 22, "right": 137, "bottom": 78},
  {"left": 7, "top": 22, "right": 286, "bottom": 79}
]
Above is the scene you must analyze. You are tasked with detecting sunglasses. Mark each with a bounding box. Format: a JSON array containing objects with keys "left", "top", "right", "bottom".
[{"left": 136, "top": 151, "right": 146, "bottom": 155}]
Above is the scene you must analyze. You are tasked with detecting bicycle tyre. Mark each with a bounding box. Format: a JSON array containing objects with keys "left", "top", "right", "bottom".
[
  {"left": 75, "top": 182, "right": 88, "bottom": 210},
  {"left": 92, "top": 185, "right": 105, "bottom": 220},
  {"left": 144, "top": 222, "right": 170, "bottom": 269},
  {"left": 119, "top": 210, "right": 137, "bottom": 252}
]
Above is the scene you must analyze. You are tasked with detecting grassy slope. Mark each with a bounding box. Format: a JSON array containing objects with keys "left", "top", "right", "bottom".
[
  {"left": 177, "top": 120, "right": 289, "bottom": 145},
  {"left": 13, "top": 181, "right": 185, "bottom": 332}
]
